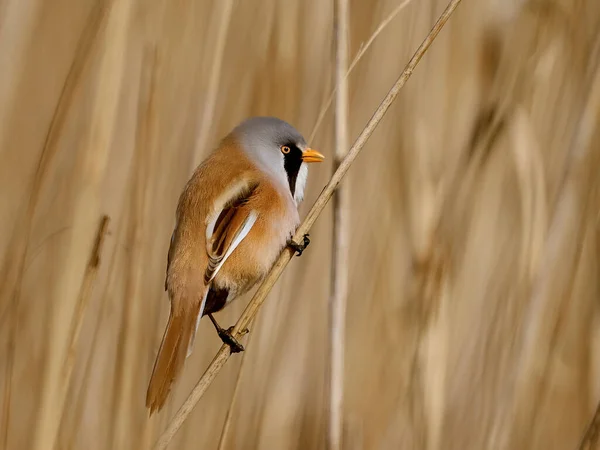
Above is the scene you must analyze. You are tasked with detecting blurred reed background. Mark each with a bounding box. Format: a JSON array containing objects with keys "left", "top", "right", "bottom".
[{"left": 1, "top": 0, "right": 600, "bottom": 449}]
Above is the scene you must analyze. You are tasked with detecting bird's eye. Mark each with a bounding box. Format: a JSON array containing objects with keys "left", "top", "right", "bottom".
[{"left": 281, "top": 145, "right": 291, "bottom": 154}]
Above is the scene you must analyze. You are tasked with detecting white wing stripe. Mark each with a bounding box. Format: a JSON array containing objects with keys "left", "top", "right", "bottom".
[
  {"left": 206, "top": 210, "right": 258, "bottom": 284},
  {"left": 186, "top": 287, "right": 209, "bottom": 358}
]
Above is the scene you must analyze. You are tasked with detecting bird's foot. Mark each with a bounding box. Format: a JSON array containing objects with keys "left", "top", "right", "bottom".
[
  {"left": 208, "top": 313, "right": 245, "bottom": 353},
  {"left": 288, "top": 233, "right": 310, "bottom": 256},
  {"left": 217, "top": 326, "right": 245, "bottom": 353}
]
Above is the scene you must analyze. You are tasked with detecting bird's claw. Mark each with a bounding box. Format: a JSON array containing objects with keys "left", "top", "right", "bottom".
[
  {"left": 288, "top": 234, "right": 310, "bottom": 256},
  {"left": 218, "top": 326, "right": 245, "bottom": 353}
]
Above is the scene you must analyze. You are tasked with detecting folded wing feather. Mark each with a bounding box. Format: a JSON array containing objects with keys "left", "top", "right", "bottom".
[{"left": 186, "top": 181, "right": 259, "bottom": 356}]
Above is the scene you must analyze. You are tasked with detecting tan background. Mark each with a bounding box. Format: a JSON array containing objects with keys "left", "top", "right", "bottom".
[{"left": 1, "top": 0, "right": 600, "bottom": 449}]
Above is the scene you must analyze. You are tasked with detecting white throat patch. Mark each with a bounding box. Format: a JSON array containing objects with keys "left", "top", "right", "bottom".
[{"left": 294, "top": 163, "right": 308, "bottom": 205}]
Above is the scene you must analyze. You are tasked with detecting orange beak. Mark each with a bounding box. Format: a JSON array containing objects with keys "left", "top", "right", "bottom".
[{"left": 302, "top": 148, "right": 325, "bottom": 163}]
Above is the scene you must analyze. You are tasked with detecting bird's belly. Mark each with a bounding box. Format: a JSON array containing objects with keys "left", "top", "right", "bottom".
[{"left": 211, "top": 220, "right": 293, "bottom": 298}]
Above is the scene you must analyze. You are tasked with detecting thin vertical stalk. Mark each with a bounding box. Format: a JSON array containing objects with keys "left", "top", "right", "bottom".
[
  {"left": 1, "top": 2, "right": 107, "bottom": 446},
  {"left": 309, "top": 0, "right": 414, "bottom": 143},
  {"left": 328, "top": 0, "right": 350, "bottom": 448},
  {"left": 61, "top": 214, "right": 124, "bottom": 448},
  {"left": 111, "top": 44, "right": 158, "bottom": 450},
  {"left": 501, "top": 31, "right": 600, "bottom": 450},
  {"left": 578, "top": 400, "right": 600, "bottom": 450},
  {"left": 53, "top": 215, "right": 110, "bottom": 448},
  {"left": 192, "top": 0, "right": 234, "bottom": 167},
  {"left": 31, "top": 0, "right": 132, "bottom": 447}
]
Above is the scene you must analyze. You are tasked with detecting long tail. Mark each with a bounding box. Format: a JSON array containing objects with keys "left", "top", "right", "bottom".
[{"left": 146, "top": 298, "right": 204, "bottom": 414}]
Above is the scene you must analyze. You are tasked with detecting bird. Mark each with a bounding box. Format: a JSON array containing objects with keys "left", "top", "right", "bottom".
[{"left": 146, "top": 116, "right": 325, "bottom": 413}]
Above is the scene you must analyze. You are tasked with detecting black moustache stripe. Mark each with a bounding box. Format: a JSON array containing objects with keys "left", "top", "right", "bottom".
[{"left": 284, "top": 152, "right": 302, "bottom": 197}]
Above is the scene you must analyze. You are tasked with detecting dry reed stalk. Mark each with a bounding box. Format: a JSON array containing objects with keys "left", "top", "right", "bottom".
[
  {"left": 60, "top": 216, "right": 124, "bottom": 448},
  {"left": 216, "top": 318, "right": 256, "bottom": 450},
  {"left": 192, "top": 0, "right": 234, "bottom": 167},
  {"left": 137, "top": 46, "right": 163, "bottom": 450},
  {"left": 578, "top": 400, "right": 600, "bottom": 450},
  {"left": 111, "top": 45, "right": 158, "bottom": 450},
  {"left": 509, "top": 108, "right": 548, "bottom": 283},
  {"left": 412, "top": 99, "right": 512, "bottom": 449},
  {"left": 309, "top": 0, "right": 415, "bottom": 143},
  {"left": 153, "top": 1, "right": 463, "bottom": 447},
  {"left": 572, "top": 41, "right": 600, "bottom": 450},
  {"left": 0, "top": 0, "right": 107, "bottom": 305},
  {"left": 503, "top": 32, "right": 600, "bottom": 449},
  {"left": 110, "top": 158, "right": 145, "bottom": 450},
  {"left": 31, "top": 0, "right": 133, "bottom": 447},
  {"left": 328, "top": 0, "right": 350, "bottom": 448},
  {"left": 0, "top": 3, "right": 107, "bottom": 446},
  {"left": 52, "top": 215, "right": 110, "bottom": 448},
  {"left": 61, "top": 190, "right": 138, "bottom": 448},
  {"left": 0, "top": 0, "right": 39, "bottom": 151}
]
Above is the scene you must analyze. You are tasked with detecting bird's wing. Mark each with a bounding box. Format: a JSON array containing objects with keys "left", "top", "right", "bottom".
[
  {"left": 204, "top": 181, "right": 259, "bottom": 285},
  {"left": 184, "top": 193, "right": 258, "bottom": 360}
]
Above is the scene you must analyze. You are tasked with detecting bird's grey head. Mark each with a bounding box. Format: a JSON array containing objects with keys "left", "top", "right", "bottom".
[{"left": 232, "top": 116, "right": 324, "bottom": 205}]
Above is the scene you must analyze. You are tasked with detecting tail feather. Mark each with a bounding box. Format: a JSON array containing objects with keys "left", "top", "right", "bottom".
[{"left": 146, "top": 302, "right": 202, "bottom": 414}]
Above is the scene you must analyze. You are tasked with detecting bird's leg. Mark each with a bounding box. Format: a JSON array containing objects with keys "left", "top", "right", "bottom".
[
  {"left": 288, "top": 233, "right": 310, "bottom": 256},
  {"left": 207, "top": 313, "right": 245, "bottom": 353}
]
